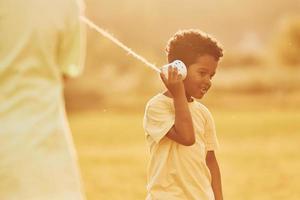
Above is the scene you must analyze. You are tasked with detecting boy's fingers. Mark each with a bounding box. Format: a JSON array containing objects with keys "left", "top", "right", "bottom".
[
  {"left": 168, "top": 65, "right": 172, "bottom": 80},
  {"left": 173, "top": 67, "right": 178, "bottom": 78},
  {"left": 177, "top": 74, "right": 183, "bottom": 81}
]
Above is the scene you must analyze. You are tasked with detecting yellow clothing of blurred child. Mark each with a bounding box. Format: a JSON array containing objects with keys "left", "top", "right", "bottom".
[
  {"left": 0, "top": 0, "right": 86, "bottom": 199},
  {"left": 143, "top": 30, "right": 224, "bottom": 200}
]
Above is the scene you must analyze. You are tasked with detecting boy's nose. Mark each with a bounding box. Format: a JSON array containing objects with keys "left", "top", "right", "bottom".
[
  {"left": 203, "top": 76, "right": 211, "bottom": 86},
  {"left": 205, "top": 81, "right": 211, "bottom": 89}
]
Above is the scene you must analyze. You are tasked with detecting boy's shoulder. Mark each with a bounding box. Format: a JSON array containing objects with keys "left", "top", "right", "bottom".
[
  {"left": 145, "top": 93, "right": 173, "bottom": 111},
  {"left": 146, "top": 93, "right": 171, "bottom": 105},
  {"left": 193, "top": 100, "right": 214, "bottom": 123},
  {"left": 192, "top": 100, "right": 214, "bottom": 118},
  {"left": 194, "top": 100, "right": 210, "bottom": 111}
]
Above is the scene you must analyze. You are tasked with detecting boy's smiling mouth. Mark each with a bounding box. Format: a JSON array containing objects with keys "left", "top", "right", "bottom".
[
  {"left": 200, "top": 88, "right": 207, "bottom": 94},
  {"left": 199, "top": 85, "right": 210, "bottom": 94}
]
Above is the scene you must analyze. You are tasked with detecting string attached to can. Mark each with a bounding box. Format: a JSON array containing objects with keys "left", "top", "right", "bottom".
[{"left": 80, "top": 16, "right": 161, "bottom": 73}]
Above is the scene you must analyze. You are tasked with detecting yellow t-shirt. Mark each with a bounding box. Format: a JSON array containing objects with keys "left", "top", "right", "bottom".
[
  {"left": 143, "top": 93, "right": 219, "bottom": 200},
  {"left": 0, "top": 0, "right": 86, "bottom": 199}
]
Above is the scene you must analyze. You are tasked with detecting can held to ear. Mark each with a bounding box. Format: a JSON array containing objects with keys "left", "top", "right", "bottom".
[{"left": 161, "top": 60, "right": 187, "bottom": 80}]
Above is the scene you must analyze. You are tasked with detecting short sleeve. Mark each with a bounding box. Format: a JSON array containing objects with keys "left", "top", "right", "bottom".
[
  {"left": 58, "top": 0, "right": 86, "bottom": 77},
  {"left": 143, "top": 100, "right": 175, "bottom": 143},
  {"left": 203, "top": 108, "right": 219, "bottom": 151}
]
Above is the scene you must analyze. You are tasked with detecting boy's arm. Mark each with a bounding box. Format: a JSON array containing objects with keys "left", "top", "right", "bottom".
[
  {"left": 160, "top": 67, "right": 195, "bottom": 146},
  {"left": 166, "top": 94, "right": 195, "bottom": 146},
  {"left": 206, "top": 151, "right": 223, "bottom": 200}
]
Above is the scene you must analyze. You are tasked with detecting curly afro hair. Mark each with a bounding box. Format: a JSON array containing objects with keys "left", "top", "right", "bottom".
[{"left": 166, "top": 29, "right": 223, "bottom": 67}]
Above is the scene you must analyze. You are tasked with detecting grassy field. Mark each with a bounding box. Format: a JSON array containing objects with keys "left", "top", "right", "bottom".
[{"left": 69, "top": 106, "right": 300, "bottom": 200}]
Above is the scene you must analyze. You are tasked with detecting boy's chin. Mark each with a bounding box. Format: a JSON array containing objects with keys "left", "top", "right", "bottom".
[{"left": 192, "top": 93, "right": 205, "bottom": 99}]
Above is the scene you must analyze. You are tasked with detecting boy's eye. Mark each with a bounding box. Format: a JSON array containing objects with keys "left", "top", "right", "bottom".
[
  {"left": 198, "top": 71, "right": 215, "bottom": 80},
  {"left": 198, "top": 71, "right": 206, "bottom": 76}
]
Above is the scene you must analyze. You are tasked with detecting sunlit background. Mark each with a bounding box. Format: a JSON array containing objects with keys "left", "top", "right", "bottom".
[{"left": 65, "top": 0, "right": 300, "bottom": 199}]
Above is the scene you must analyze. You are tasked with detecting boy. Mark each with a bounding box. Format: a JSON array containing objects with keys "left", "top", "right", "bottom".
[{"left": 143, "top": 29, "right": 223, "bottom": 200}]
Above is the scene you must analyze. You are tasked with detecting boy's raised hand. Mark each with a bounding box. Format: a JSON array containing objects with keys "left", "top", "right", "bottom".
[{"left": 160, "top": 66, "right": 185, "bottom": 98}]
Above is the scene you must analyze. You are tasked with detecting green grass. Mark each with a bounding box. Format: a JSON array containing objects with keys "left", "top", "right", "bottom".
[{"left": 69, "top": 108, "right": 300, "bottom": 200}]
